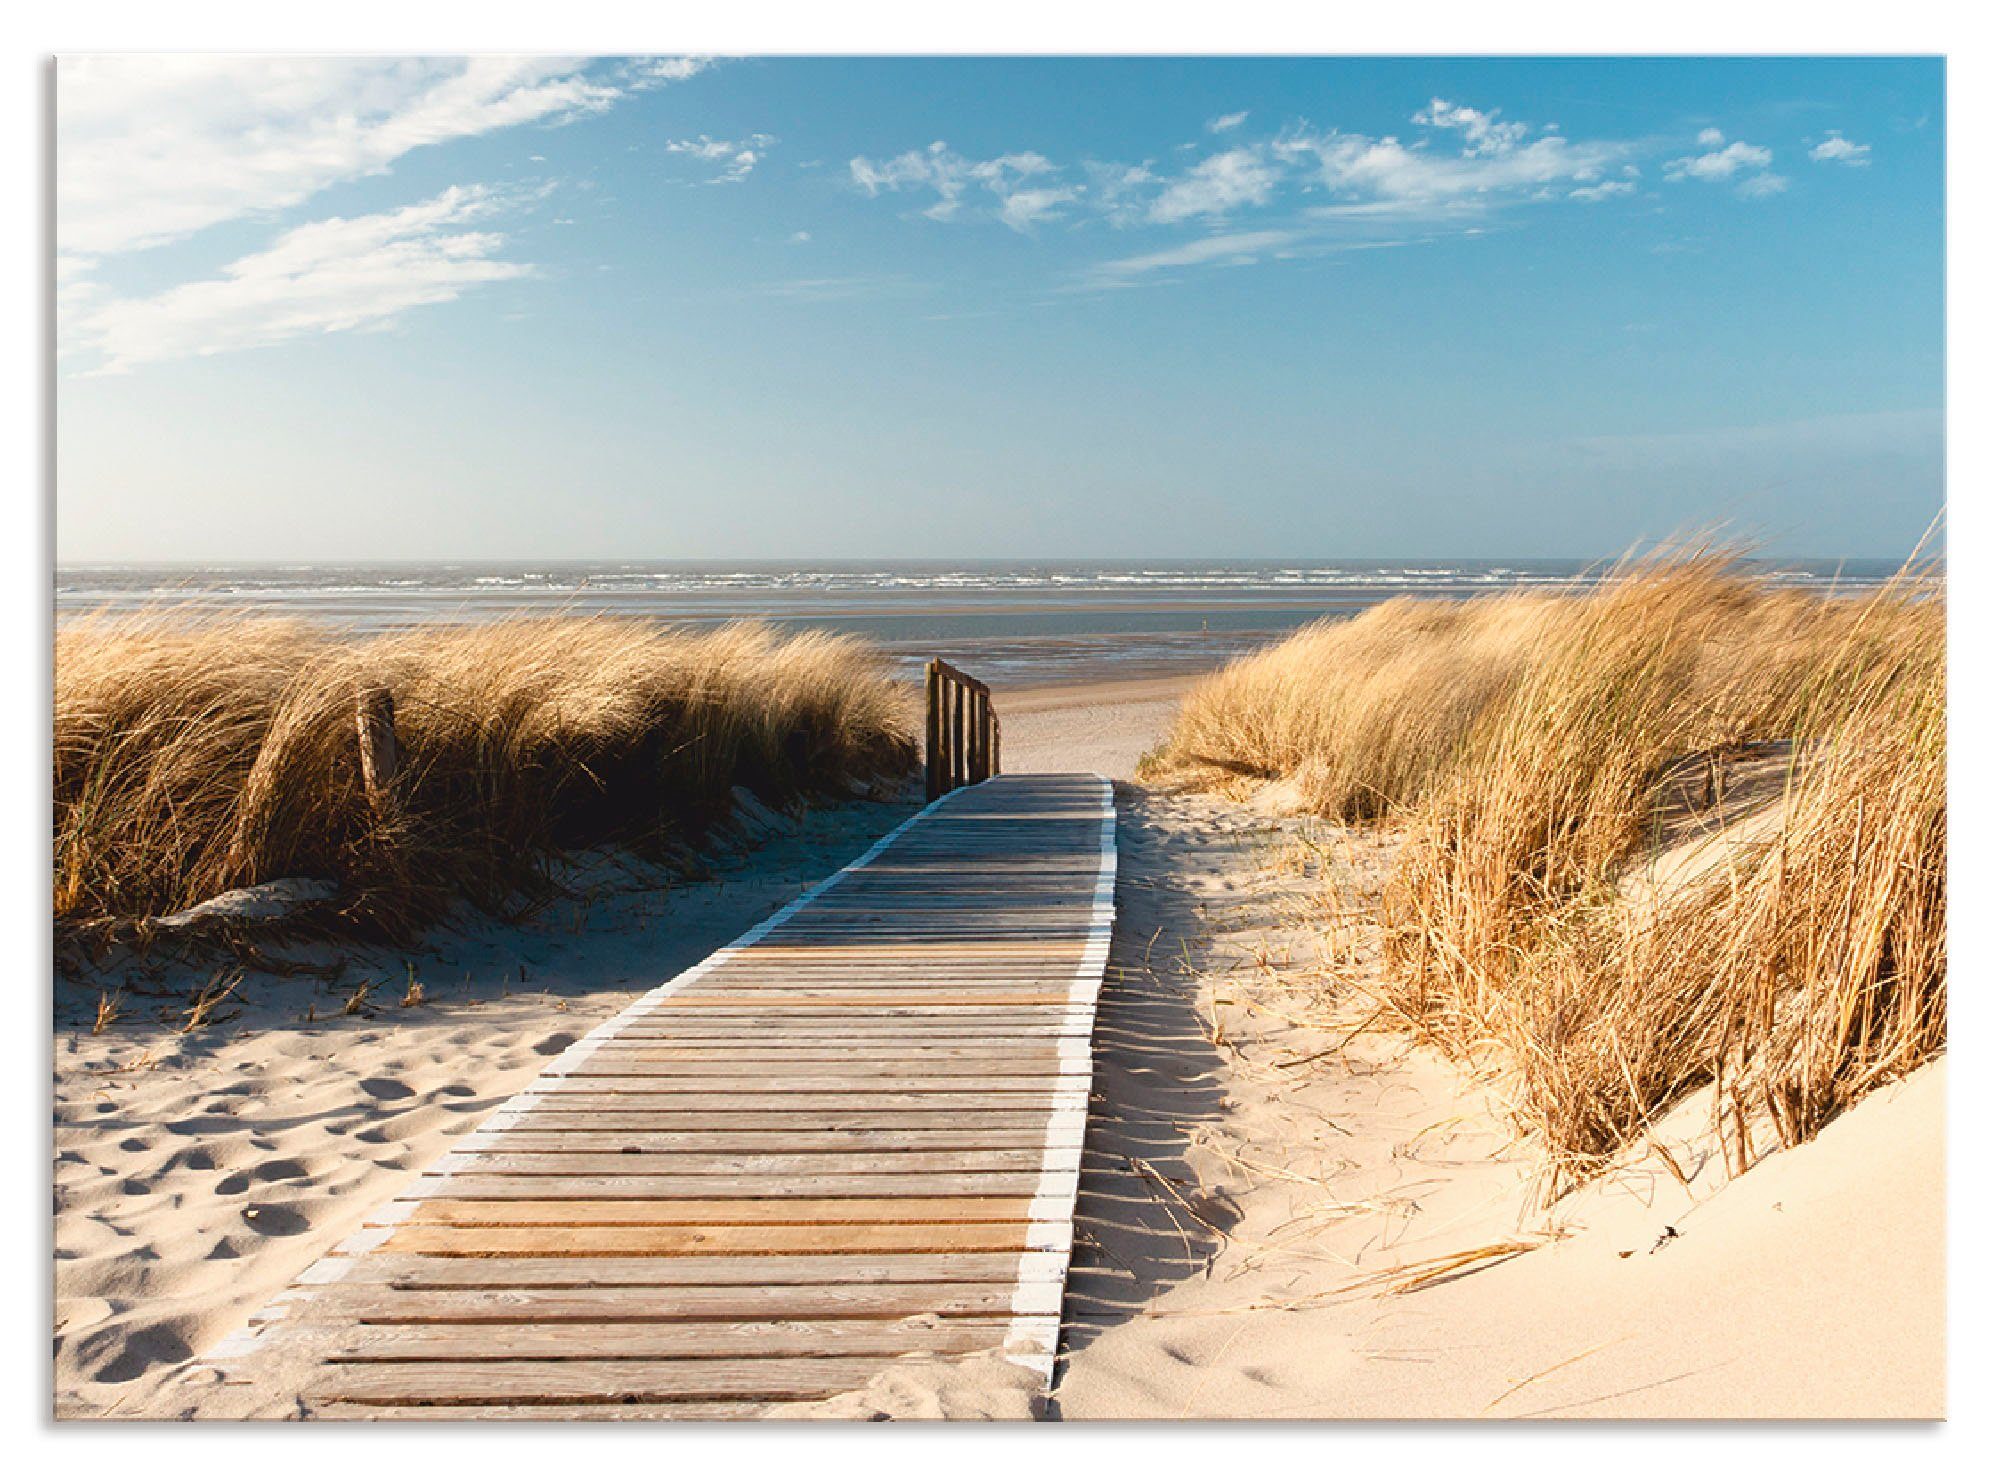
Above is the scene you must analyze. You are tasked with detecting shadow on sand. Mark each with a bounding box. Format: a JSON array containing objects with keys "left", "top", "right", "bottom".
[{"left": 1052, "top": 782, "right": 1265, "bottom": 1398}]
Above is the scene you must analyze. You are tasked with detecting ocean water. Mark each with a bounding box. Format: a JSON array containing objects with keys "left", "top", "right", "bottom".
[{"left": 54, "top": 558, "right": 1904, "bottom": 688}]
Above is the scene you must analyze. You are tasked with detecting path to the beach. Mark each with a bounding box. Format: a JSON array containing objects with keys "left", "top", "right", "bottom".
[{"left": 200, "top": 773, "right": 1115, "bottom": 1419}]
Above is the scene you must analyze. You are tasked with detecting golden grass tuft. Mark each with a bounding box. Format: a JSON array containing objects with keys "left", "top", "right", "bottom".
[
  {"left": 55, "top": 614, "right": 915, "bottom": 942},
  {"left": 1147, "top": 547, "right": 1944, "bottom": 1176}
]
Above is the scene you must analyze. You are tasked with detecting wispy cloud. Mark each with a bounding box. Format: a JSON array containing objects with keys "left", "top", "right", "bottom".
[
  {"left": 755, "top": 275, "right": 921, "bottom": 302},
  {"left": 65, "top": 186, "right": 532, "bottom": 374},
  {"left": 635, "top": 56, "right": 718, "bottom": 85},
  {"left": 1810, "top": 130, "right": 1871, "bottom": 166},
  {"left": 849, "top": 142, "right": 1078, "bottom": 231},
  {"left": 1277, "top": 111, "right": 1629, "bottom": 212},
  {"left": 1409, "top": 98, "right": 1531, "bottom": 157},
  {"left": 1085, "top": 229, "right": 1303, "bottom": 284},
  {"left": 56, "top": 57, "right": 629, "bottom": 262},
  {"left": 853, "top": 99, "right": 1853, "bottom": 267},
  {"left": 666, "top": 132, "right": 775, "bottom": 183},
  {"left": 55, "top": 55, "right": 727, "bottom": 376},
  {"left": 1148, "top": 148, "right": 1278, "bottom": 223}
]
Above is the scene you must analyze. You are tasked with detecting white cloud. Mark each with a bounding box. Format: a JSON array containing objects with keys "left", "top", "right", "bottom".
[
  {"left": 1666, "top": 137, "right": 1773, "bottom": 182},
  {"left": 666, "top": 132, "right": 775, "bottom": 183},
  {"left": 997, "top": 186, "right": 1078, "bottom": 231},
  {"left": 849, "top": 142, "right": 1076, "bottom": 231},
  {"left": 1737, "top": 172, "right": 1791, "bottom": 199},
  {"left": 1811, "top": 131, "right": 1872, "bottom": 166},
  {"left": 57, "top": 56, "right": 626, "bottom": 260},
  {"left": 1206, "top": 110, "right": 1249, "bottom": 134},
  {"left": 853, "top": 103, "right": 1631, "bottom": 240},
  {"left": 1083, "top": 161, "right": 1162, "bottom": 225},
  {"left": 1697, "top": 127, "right": 1727, "bottom": 148},
  {"left": 1281, "top": 122, "right": 1626, "bottom": 212},
  {"left": 788, "top": 230, "right": 812, "bottom": 244},
  {"left": 1411, "top": 98, "right": 1531, "bottom": 157},
  {"left": 66, "top": 186, "right": 531, "bottom": 374},
  {"left": 1569, "top": 179, "right": 1637, "bottom": 202},
  {"left": 636, "top": 57, "right": 717, "bottom": 84},
  {"left": 1089, "top": 228, "right": 1302, "bottom": 282},
  {"left": 1148, "top": 148, "right": 1277, "bottom": 223}
]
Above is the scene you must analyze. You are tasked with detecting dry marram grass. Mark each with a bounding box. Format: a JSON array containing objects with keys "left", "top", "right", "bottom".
[
  {"left": 55, "top": 615, "right": 915, "bottom": 944},
  {"left": 1145, "top": 551, "right": 1943, "bottom": 1176}
]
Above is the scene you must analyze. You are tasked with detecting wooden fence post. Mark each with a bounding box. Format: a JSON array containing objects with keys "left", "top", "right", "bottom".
[
  {"left": 355, "top": 686, "right": 399, "bottom": 817},
  {"left": 952, "top": 681, "right": 967, "bottom": 790},
  {"left": 925, "top": 660, "right": 943, "bottom": 800}
]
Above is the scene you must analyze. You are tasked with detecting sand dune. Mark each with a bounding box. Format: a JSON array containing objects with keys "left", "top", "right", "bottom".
[{"left": 52, "top": 684, "right": 1942, "bottom": 1420}]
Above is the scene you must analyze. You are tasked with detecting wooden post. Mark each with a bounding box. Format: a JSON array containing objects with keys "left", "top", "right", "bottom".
[
  {"left": 973, "top": 689, "right": 990, "bottom": 781},
  {"left": 991, "top": 713, "right": 1002, "bottom": 778},
  {"left": 355, "top": 686, "right": 399, "bottom": 816},
  {"left": 967, "top": 689, "right": 982, "bottom": 783},
  {"left": 924, "top": 661, "right": 942, "bottom": 800},
  {"left": 952, "top": 681, "right": 967, "bottom": 790}
]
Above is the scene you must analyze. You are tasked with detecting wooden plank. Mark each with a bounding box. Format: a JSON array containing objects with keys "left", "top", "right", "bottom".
[
  {"left": 382, "top": 1222, "right": 1049, "bottom": 1257},
  {"left": 536, "top": 1073, "right": 1072, "bottom": 1092},
  {"left": 327, "top": 1319, "right": 1015, "bottom": 1362},
  {"left": 312, "top": 1355, "right": 988, "bottom": 1407},
  {"left": 309, "top": 1285, "right": 1045, "bottom": 1323},
  {"left": 460, "top": 1133, "right": 1060, "bottom": 1155},
  {"left": 311, "top": 1400, "right": 775, "bottom": 1422},
  {"left": 421, "top": 1175, "right": 1058, "bottom": 1200},
  {"left": 397, "top": 1196, "right": 1038, "bottom": 1227},
  {"left": 484, "top": 1111, "right": 1067, "bottom": 1131},
  {"left": 511, "top": 1092, "right": 1068, "bottom": 1112},
  {"left": 331, "top": 1252, "right": 1060, "bottom": 1289},
  {"left": 432, "top": 1150, "right": 1054, "bottom": 1174}
]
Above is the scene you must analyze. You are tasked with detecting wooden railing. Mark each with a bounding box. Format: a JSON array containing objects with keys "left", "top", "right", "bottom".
[{"left": 925, "top": 658, "right": 1001, "bottom": 799}]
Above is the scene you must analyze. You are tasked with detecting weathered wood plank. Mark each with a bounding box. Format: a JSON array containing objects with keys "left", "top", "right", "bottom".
[
  {"left": 327, "top": 1319, "right": 1017, "bottom": 1361},
  {"left": 381, "top": 1222, "right": 1051, "bottom": 1257},
  {"left": 434, "top": 1143, "right": 1064, "bottom": 1167},
  {"left": 395, "top": 1196, "right": 1040, "bottom": 1227},
  {"left": 418, "top": 1174, "right": 1062, "bottom": 1199},
  {"left": 460, "top": 1133, "right": 1061, "bottom": 1155},
  {"left": 312, "top": 1356, "right": 974, "bottom": 1407},
  {"left": 330, "top": 1251, "right": 1062, "bottom": 1289},
  {"left": 307, "top": 1284, "right": 1051, "bottom": 1323}
]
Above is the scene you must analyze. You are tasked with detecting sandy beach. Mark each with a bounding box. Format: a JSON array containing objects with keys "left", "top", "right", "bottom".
[{"left": 52, "top": 673, "right": 1943, "bottom": 1420}]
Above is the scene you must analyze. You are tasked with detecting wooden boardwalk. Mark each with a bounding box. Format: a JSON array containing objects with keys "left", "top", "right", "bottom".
[{"left": 205, "top": 772, "right": 1116, "bottom": 1419}]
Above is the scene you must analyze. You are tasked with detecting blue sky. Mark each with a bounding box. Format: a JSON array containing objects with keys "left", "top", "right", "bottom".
[{"left": 55, "top": 55, "right": 1943, "bottom": 562}]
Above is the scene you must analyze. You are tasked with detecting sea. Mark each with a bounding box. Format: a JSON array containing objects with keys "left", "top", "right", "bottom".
[{"left": 54, "top": 558, "right": 1905, "bottom": 689}]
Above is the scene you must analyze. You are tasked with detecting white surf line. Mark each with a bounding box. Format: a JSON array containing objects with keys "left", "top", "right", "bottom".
[
  {"left": 204, "top": 784, "right": 977, "bottom": 1370},
  {"left": 1005, "top": 773, "right": 1117, "bottom": 1381}
]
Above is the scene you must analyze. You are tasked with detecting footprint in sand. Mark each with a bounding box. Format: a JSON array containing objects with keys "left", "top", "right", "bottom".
[
  {"left": 239, "top": 1203, "right": 309, "bottom": 1236},
  {"left": 358, "top": 1077, "right": 413, "bottom": 1101},
  {"left": 533, "top": 1031, "right": 579, "bottom": 1055}
]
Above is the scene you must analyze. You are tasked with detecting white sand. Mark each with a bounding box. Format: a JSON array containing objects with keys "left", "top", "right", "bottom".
[{"left": 52, "top": 684, "right": 1944, "bottom": 1420}]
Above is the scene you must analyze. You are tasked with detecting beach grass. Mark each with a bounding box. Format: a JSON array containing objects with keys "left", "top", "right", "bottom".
[
  {"left": 54, "top": 615, "right": 915, "bottom": 942},
  {"left": 1143, "top": 548, "right": 1944, "bottom": 1175}
]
